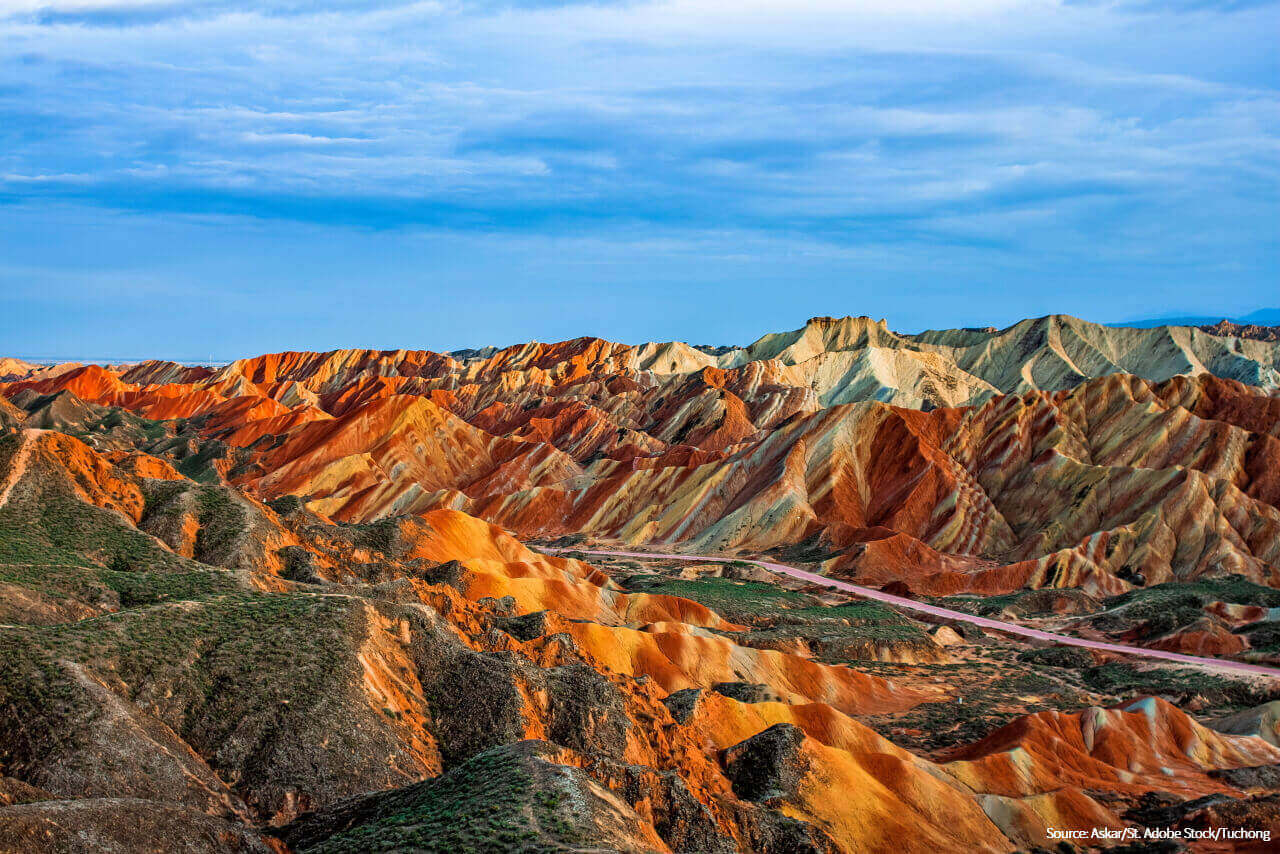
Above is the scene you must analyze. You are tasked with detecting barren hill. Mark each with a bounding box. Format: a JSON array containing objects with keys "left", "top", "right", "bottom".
[{"left": 3, "top": 315, "right": 1277, "bottom": 601}]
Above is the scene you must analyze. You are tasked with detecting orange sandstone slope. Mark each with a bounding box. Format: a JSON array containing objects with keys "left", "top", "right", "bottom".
[
  {"left": 265, "top": 499, "right": 1280, "bottom": 853},
  {"left": 375, "top": 509, "right": 932, "bottom": 715},
  {"left": 945, "top": 696, "right": 1280, "bottom": 799},
  {"left": 3, "top": 315, "right": 1279, "bottom": 601},
  {"left": 4, "top": 428, "right": 1280, "bottom": 852},
  {"left": 291, "top": 502, "right": 1280, "bottom": 852}
]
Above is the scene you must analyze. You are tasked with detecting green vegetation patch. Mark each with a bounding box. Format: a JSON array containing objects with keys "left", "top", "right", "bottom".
[
  {"left": 93, "top": 408, "right": 168, "bottom": 443},
  {"left": 99, "top": 567, "right": 238, "bottom": 608},
  {"left": 781, "top": 601, "right": 915, "bottom": 624},
  {"left": 1238, "top": 620, "right": 1280, "bottom": 653},
  {"left": 0, "top": 562, "right": 235, "bottom": 613},
  {"left": 0, "top": 481, "right": 235, "bottom": 617},
  {"left": 623, "top": 574, "right": 929, "bottom": 654},
  {"left": 1016, "top": 646, "right": 1095, "bottom": 670},
  {"left": 0, "top": 592, "right": 358, "bottom": 772},
  {"left": 621, "top": 574, "right": 810, "bottom": 620},
  {"left": 1091, "top": 578, "right": 1280, "bottom": 639},
  {"left": 766, "top": 602, "right": 928, "bottom": 642},
  {"left": 0, "top": 495, "right": 186, "bottom": 572},
  {"left": 1080, "top": 663, "right": 1279, "bottom": 710},
  {"left": 1105, "top": 578, "right": 1280, "bottom": 611},
  {"left": 298, "top": 745, "right": 587, "bottom": 854},
  {"left": 173, "top": 439, "right": 229, "bottom": 485},
  {"left": 860, "top": 661, "right": 1085, "bottom": 753},
  {"left": 191, "top": 485, "right": 247, "bottom": 563}
]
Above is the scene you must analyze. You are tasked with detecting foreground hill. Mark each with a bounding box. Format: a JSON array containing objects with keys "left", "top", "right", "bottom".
[{"left": 1, "top": 425, "right": 1278, "bottom": 852}]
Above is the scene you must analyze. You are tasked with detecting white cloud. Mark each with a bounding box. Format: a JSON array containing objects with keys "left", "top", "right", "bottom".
[
  {"left": 0, "top": 0, "right": 171, "bottom": 13},
  {"left": 0, "top": 0, "right": 1274, "bottom": 277},
  {"left": 238, "top": 131, "right": 374, "bottom": 144}
]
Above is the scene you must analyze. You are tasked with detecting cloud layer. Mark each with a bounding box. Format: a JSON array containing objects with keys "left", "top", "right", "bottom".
[{"left": 1, "top": 0, "right": 1277, "bottom": 355}]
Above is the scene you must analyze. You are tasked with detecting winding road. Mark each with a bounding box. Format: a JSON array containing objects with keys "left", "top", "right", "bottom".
[{"left": 551, "top": 547, "right": 1280, "bottom": 679}]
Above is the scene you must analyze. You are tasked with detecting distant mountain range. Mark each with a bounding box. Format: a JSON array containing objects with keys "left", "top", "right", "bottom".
[{"left": 1113, "top": 307, "right": 1280, "bottom": 329}]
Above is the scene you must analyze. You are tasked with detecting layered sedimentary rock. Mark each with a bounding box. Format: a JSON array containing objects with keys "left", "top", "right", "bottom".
[
  {"left": 5, "top": 315, "right": 1276, "bottom": 601},
  {"left": 2, "top": 428, "right": 1278, "bottom": 852}
]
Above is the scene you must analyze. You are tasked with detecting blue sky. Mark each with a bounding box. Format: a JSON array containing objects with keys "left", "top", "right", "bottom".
[{"left": 1, "top": 0, "right": 1277, "bottom": 359}]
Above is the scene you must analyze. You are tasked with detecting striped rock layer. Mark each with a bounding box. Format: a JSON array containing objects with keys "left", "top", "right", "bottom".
[{"left": 4, "top": 314, "right": 1279, "bottom": 596}]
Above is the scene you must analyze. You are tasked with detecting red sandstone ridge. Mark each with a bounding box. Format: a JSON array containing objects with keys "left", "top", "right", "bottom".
[
  {"left": 1199, "top": 320, "right": 1280, "bottom": 343},
  {"left": 3, "top": 316, "right": 1279, "bottom": 602},
  {"left": 252, "top": 395, "right": 581, "bottom": 520}
]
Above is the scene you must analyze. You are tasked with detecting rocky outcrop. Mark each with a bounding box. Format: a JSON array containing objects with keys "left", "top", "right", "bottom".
[{"left": 1210, "top": 701, "right": 1280, "bottom": 747}]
